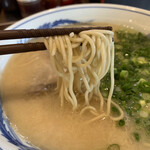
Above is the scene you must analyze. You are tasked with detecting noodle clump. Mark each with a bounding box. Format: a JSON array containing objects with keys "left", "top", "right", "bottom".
[{"left": 44, "top": 29, "right": 124, "bottom": 123}]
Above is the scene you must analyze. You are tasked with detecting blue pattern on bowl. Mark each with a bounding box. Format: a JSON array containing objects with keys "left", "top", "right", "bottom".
[
  {"left": 38, "top": 19, "right": 79, "bottom": 29},
  {"left": 0, "top": 19, "right": 79, "bottom": 150},
  {"left": 0, "top": 99, "right": 38, "bottom": 150}
]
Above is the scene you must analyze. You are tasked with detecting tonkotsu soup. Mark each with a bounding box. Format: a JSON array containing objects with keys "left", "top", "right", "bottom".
[{"left": 0, "top": 25, "right": 150, "bottom": 150}]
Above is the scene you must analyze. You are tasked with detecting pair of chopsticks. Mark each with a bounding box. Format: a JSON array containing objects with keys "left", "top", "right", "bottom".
[{"left": 0, "top": 26, "right": 112, "bottom": 55}]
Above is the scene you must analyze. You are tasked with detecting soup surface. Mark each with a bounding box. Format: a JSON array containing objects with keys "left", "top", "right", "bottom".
[{"left": 0, "top": 26, "right": 150, "bottom": 150}]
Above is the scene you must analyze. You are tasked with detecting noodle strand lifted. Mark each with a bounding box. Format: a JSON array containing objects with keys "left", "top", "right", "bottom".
[{"left": 44, "top": 29, "right": 124, "bottom": 122}]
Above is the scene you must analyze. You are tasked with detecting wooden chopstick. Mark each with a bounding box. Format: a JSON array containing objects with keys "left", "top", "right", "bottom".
[
  {"left": 0, "top": 26, "right": 112, "bottom": 55},
  {"left": 0, "top": 26, "right": 112, "bottom": 40},
  {"left": 0, "top": 43, "right": 46, "bottom": 55}
]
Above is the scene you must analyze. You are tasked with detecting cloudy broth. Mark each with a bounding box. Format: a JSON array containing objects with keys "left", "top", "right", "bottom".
[{"left": 0, "top": 24, "right": 150, "bottom": 150}]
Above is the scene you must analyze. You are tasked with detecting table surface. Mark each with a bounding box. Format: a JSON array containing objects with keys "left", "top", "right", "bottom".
[
  {"left": 0, "top": 1, "right": 150, "bottom": 30},
  {"left": 0, "top": 9, "right": 21, "bottom": 30}
]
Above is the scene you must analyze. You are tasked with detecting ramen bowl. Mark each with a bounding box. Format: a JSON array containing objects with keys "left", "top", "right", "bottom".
[{"left": 0, "top": 3, "right": 150, "bottom": 150}]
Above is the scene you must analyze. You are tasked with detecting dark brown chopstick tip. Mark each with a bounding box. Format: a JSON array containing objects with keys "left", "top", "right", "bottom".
[
  {"left": 0, "top": 43, "right": 46, "bottom": 55},
  {"left": 0, "top": 26, "right": 112, "bottom": 40}
]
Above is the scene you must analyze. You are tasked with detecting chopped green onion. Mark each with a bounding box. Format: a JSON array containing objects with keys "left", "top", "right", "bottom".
[
  {"left": 137, "top": 78, "right": 147, "bottom": 85},
  {"left": 118, "top": 119, "right": 125, "bottom": 127},
  {"left": 141, "top": 69, "right": 150, "bottom": 76},
  {"left": 107, "top": 144, "right": 120, "bottom": 150},
  {"left": 142, "top": 93, "right": 150, "bottom": 100},
  {"left": 137, "top": 57, "right": 148, "bottom": 65},
  {"left": 120, "top": 70, "right": 128, "bottom": 79},
  {"left": 139, "top": 100, "right": 146, "bottom": 107},
  {"left": 102, "top": 31, "right": 150, "bottom": 140},
  {"left": 114, "top": 68, "right": 118, "bottom": 75},
  {"left": 138, "top": 82, "right": 150, "bottom": 93},
  {"left": 135, "top": 118, "right": 141, "bottom": 124},
  {"left": 139, "top": 110, "right": 149, "bottom": 118},
  {"left": 133, "top": 132, "right": 140, "bottom": 142},
  {"left": 132, "top": 103, "right": 141, "bottom": 112},
  {"left": 131, "top": 57, "right": 137, "bottom": 65}
]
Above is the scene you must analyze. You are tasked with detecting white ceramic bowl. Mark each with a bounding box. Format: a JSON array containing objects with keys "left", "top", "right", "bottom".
[{"left": 0, "top": 4, "right": 149, "bottom": 150}]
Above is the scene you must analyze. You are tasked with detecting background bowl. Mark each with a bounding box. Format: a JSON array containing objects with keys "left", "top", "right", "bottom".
[{"left": 0, "top": 3, "right": 149, "bottom": 150}]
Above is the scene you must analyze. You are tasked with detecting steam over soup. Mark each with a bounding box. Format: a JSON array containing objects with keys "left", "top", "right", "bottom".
[{"left": 0, "top": 26, "right": 150, "bottom": 150}]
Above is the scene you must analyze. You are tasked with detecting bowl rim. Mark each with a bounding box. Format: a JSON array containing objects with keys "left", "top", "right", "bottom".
[{"left": 6, "top": 3, "right": 150, "bottom": 30}]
